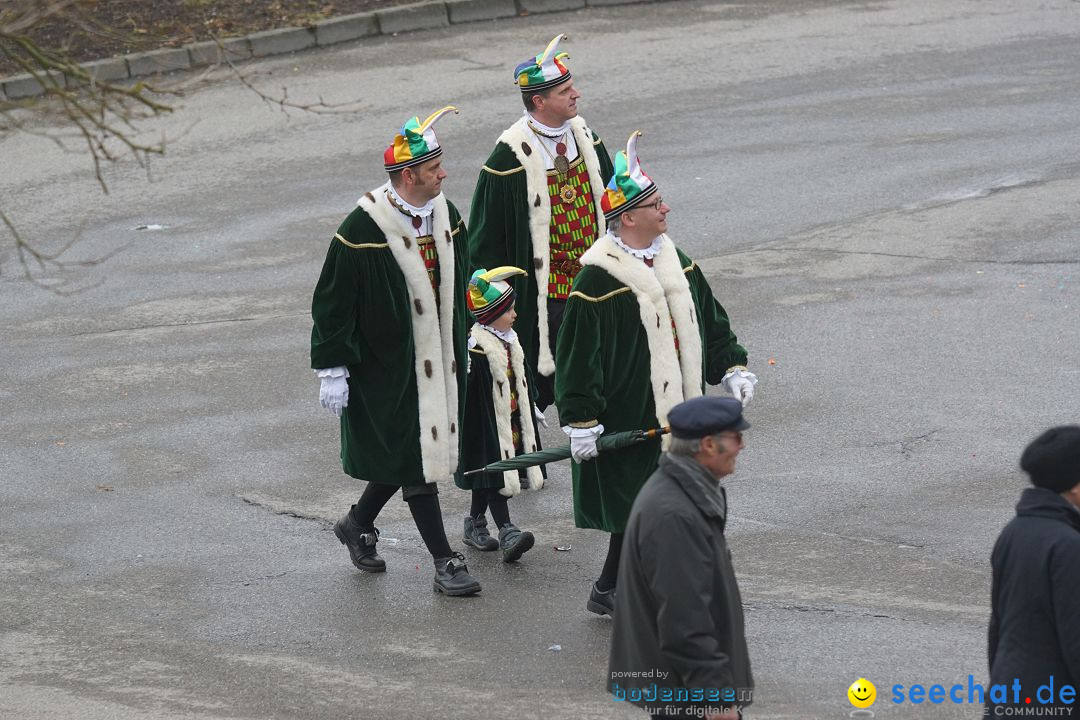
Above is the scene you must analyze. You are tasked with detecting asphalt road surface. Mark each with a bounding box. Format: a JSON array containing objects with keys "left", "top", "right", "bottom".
[{"left": 2, "top": 0, "right": 1079, "bottom": 717}]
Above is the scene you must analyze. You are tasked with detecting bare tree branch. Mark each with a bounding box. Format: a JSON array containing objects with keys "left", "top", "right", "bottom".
[
  {"left": 1, "top": 0, "right": 363, "bottom": 293},
  {"left": 220, "top": 51, "right": 364, "bottom": 117},
  {"left": 1, "top": 1, "right": 177, "bottom": 290},
  {"left": 0, "top": 208, "right": 123, "bottom": 293}
]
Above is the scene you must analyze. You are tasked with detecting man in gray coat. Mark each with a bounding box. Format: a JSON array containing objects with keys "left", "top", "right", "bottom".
[{"left": 608, "top": 395, "right": 753, "bottom": 719}]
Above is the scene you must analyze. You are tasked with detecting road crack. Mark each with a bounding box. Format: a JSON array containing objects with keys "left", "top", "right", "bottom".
[
  {"left": 743, "top": 600, "right": 915, "bottom": 623},
  {"left": 716, "top": 247, "right": 1080, "bottom": 266},
  {"left": 69, "top": 312, "right": 308, "bottom": 337},
  {"left": 239, "top": 495, "right": 331, "bottom": 525}
]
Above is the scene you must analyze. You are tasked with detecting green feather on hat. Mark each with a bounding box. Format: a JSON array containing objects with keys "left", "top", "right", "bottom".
[
  {"left": 601, "top": 131, "right": 658, "bottom": 221},
  {"left": 514, "top": 34, "right": 572, "bottom": 92}
]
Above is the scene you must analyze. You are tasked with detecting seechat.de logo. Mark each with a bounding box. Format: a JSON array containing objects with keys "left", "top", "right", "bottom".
[{"left": 848, "top": 678, "right": 877, "bottom": 717}]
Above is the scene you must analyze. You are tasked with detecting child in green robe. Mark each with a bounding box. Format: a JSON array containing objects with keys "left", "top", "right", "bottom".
[{"left": 454, "top": 267, "right": 547, "bottom": 562}]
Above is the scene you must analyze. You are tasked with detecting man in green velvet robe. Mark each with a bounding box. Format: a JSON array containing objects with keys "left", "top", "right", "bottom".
[
  {"left": 555, "top": 132, "right": 759, "bottom": 617},
  {"left": 468, "top": 33, "right": 615, "bottom": 409},
  {"left": 310, "top": 106, "right": 481, "bottom": 597}
]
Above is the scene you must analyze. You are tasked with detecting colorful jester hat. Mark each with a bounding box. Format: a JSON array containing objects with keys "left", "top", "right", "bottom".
[
  {"left": 515, "top": 34, "right": 572, "bottom": 93},
  {"left": 383, "top": 106, "right": 459, "bottom": 172},
  {"left": 468, "top": 266, "right": 527, "bottom": 325},
  {"left": 601, "top": 131, "right": 658, "bottom": 221}
]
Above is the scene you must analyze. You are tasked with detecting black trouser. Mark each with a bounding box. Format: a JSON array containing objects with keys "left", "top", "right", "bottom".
[
  {"left": 597, "top": 532, "right": 624, "bottom": 591},
  {"left": 534, "top": 298, "right": 567, "bottom": 411},
  {"left": 349, "top": 481, "right": 453, "bottom": 559},
  {"left": 470, "top": 487, "right": 512, "bottom": 529}
]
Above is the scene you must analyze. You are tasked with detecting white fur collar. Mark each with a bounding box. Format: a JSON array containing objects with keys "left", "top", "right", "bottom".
[
  {"left": 358, "top": 183, "right": 460, "bottom": 482},
  {"left": 497, "top": 115, "right": 607, "bottom": 376},
  {"left": 578, "top": 233, "right": 703, "bottom": 438},
  {"left": 470, "top": 325, "right": 545, "bottom": 496}
]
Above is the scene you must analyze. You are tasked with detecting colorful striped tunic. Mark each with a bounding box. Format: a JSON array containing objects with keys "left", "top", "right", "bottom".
[{"left": 547, "top": 156, "right": 598, "bottom": 299}]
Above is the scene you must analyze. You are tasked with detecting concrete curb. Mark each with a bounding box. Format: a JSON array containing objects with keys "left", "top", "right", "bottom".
[
  {"left": 315, "top": 14, "right": 380, "bottom": 46},
  {"left": 0, "top": 0, "right": 646, "bottom": 101},
  {"left": 520, "top": 0, "right": 586, "bottom": 14},
  {"left": 125, "top": 47, "right": 192, "bottom": 77},
  {"left": 447, "top": 0, "right": 517, "bottom": 24},
  {"left": 377, "top": 2, "right": 450, "bottom": 35},
  {"left": 248, "top": 27, "right": 316, "bottom": 58}
]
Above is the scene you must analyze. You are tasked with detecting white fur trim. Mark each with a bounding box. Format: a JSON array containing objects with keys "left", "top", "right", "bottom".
[
  {"left": 470, "top": 325, "right": 545, "bottom": 497},
  {"left": 497, "top": 116, "right": 607, "bottom": 376},
  {"left": 359, "top": 183, "right": 460, "bottom": 482},
  {"left": 578, "top": 233, "right": 703, "bottom": 448}
]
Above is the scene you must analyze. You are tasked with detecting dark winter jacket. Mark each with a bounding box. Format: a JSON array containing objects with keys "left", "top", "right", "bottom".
[
  {"left": 988, "top": 487, "right": 1080, "bottom": 710},
  {"left": 608, "top": 453, "right": 753, "bottom": 715}
]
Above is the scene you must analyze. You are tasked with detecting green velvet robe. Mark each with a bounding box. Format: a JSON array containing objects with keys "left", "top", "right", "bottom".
[
  {"left": 468, "top": 116, "right": 615, "bottom": 378},
  {"left": 311, "top": 186, "right": 470, "bottom": 487},
  {"left": 454, "top": 326, "right": 547, "bottom": 495},
  {"left": 555, "top": 234, "right": 748, "bottom": 533}
]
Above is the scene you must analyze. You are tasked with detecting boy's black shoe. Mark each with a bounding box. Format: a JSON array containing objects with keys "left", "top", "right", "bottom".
[
  {"left": 498, "top": 524, "right": 535, "bottom": 563},
  {"left": 463, "top": 514, "right": 499, "bottom": 551}
]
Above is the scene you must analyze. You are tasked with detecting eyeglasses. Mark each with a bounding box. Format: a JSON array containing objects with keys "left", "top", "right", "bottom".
[
  {"left": 625, "top": 196, "right": 664, "bottom": 220},
  {"left": 715, "top": 431, "right": 743, "bottom": 443}
]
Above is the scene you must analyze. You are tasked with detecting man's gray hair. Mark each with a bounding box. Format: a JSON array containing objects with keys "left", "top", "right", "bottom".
[
  {"left": 668, "top": 431, "right": 731, "bottom": 457},
  {"left": 607, "top": 214, "right": 622, "bottom": 235},
  {"left": 667, "top": 435, "right": 702, "bottom": 456}
]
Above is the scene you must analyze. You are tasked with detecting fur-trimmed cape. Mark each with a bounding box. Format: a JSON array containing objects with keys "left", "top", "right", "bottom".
[
  {"left": 310, "top": 183, "right": 470, "bottom": 486},
  {"left": 553, "top": 232, "right": 748, "bottom": 533},
  {"left": 468, "top": 117, "right": 615, "bottom": 380},
  {"left": 577, "top": 232, "right": 703, "bottom": 435},
  {"left": 358, "top": 185, "right": 460, "bottom": 481},
  {"left": 494, "top": 117, "right": 607, "bottom": 376},
  {"left": 461, "top": 325, "right": 545, "bottom": 497}
]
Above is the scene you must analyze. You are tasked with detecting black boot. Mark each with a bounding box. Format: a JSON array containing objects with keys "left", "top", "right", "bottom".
[
  {"left": 463, "top": 515, "right": 499, "bottom": 551},
  {"left": 498, "top": 524, "right": 535, "bottom": 563},
  {"left": 333, "top": 513, "right": 385, "bottom": 573},
  {"left": 432, "top": 552, "right": 481, "bottom": 596},
  {"left": 587, "top": 582, "right": 615, "bottom": 616}
]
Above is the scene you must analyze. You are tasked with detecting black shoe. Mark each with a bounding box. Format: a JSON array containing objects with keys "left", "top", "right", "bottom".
[
  {"left": 498, "top": 524, "right": 535, "bottom": 563},
  {"left": 333, "top": 514, "right": 385, "bottom": 573},
  {"left": 586, "top": 582, "right": 615, "bottom": 616},
  {"left": 463, "top": 514, "right": 499, "bottom": 551},
  {"left": 433, "top": 552, "right": 482, "bottom": 596}
]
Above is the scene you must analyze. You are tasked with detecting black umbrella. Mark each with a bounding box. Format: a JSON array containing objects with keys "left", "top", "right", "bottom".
[{"left": 462, "top": 426, "right": 670, "bottom": 477}]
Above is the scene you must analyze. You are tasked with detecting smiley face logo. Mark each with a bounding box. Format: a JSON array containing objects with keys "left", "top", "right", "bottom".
[{"left": 848, "top": 678, "right": 876, "bottom": 708}]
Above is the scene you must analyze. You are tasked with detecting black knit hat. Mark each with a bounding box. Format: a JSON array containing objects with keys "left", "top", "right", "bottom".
[{"left": 1019, "top": 425, "right": 1080, "bottom": 493}]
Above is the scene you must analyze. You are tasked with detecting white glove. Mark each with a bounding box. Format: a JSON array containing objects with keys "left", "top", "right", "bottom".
[
  {"left": 533, "top": 404, "right": 549, "bottom": 428},
  {"left": 562, "top": 424, "right": 605, "bottom": 463},
  {"left": 316, "top": 367, "right": 350, "bottom": 417},
  {"left": 721, "top": 367, "right": 758, "bottom": 408}
]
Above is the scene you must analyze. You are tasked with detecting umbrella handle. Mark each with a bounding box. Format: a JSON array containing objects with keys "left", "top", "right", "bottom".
[{"left": 637, "top": 426, "right": 670, "bottom": 441}]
